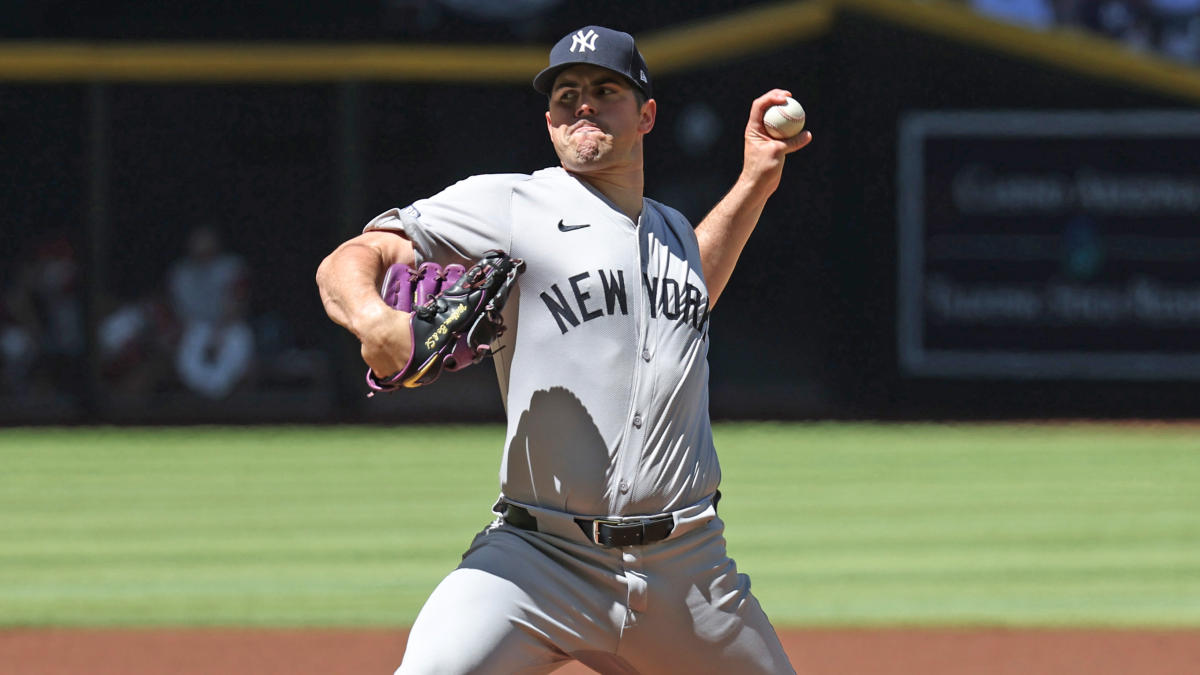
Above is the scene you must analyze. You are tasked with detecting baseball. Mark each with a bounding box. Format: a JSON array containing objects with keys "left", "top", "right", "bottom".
[{"left": 763, "top": 97, "right": 806, "bottom": 140}]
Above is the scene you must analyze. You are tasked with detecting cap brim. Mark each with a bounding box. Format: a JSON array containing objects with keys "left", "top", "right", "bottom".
[
  {"left": 532, "top": 62, "right": 650, "bottom": 97},
  {"left": 532, "top": 62, "right": 577, "bottom": 95}
]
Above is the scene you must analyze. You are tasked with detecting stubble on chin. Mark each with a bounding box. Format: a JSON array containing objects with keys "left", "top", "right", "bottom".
[
  {"left": 555, "top": 123, "right": 623, "bottom": 171},
  {"left": 573, "top": 137, "right": 602, "bottom": 163},
  {"left": 560, "top": 126, "right": 614, "bottom": 168}
]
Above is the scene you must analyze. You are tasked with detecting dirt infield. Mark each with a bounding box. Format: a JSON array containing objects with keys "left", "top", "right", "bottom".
[{"left": 2, "top": 628, "right": 1198, "bottom": 674}]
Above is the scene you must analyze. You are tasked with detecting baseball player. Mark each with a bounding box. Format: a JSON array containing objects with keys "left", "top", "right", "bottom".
[{"left": 316, "top": 25, "right": 811, "bottom": 675}]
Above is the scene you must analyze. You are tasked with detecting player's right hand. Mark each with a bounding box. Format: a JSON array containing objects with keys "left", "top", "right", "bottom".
[
  {"left": 741, "top": 89, "right": 812, "bottom": 195},
  {"left": 355, "top": 302, "right": 413, "bottom": 379}
]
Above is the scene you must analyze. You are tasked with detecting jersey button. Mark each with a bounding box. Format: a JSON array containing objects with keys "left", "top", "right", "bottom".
[
  {"left": 632, "top": 414, "right": 643, "bottom": 428},
  {"left": 642, "top": 348, "right": 651, "bottom": 361},
  {"left": 618, "top": 480, "right": 630, "bottom": 494}
]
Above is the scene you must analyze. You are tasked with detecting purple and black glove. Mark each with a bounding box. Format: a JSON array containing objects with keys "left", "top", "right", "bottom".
[{"left": 367, "top": 250, "right": 525, "bottom": 393}]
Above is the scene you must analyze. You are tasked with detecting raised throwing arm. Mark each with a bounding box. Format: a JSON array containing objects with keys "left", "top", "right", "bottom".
[{"left": 695, "top": 89, "right": 812, "bottom": 308}]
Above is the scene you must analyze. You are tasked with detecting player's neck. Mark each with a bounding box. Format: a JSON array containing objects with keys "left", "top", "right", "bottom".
[{"left": 566, "top": 164, "right": 644, "bottom": 223}]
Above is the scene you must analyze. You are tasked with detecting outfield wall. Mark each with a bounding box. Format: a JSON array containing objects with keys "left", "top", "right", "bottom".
[{"left": 3, "top": 3, "right": 1200, "bottom": 422}]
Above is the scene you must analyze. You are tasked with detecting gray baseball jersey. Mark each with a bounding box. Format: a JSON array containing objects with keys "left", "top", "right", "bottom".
[
  {"left": 365, "top": 166, "right": 720, "bottom": 518},
  {"left": 368, "top": 167, "right": 794, "bottom": 675}
]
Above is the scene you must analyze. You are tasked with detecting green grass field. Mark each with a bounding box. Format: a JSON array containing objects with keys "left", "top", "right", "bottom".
[{"left": 1, "top": 423, "right": 1198, "bottom": 628}]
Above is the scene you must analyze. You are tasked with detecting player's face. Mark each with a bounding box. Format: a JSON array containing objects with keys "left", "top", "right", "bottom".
[{"left": 546, "top": 65, "right": 655, "bottom": 173}]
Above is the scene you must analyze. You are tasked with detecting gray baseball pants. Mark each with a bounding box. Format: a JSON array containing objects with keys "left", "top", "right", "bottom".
[{"left": 395, "top": 497, "right": 796, "bottom": 675}]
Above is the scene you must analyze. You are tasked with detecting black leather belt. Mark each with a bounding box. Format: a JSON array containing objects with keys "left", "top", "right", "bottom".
[
  {"left": 504, "top": 503, "right": 675, "bottom": 547},
  {"left": 579, "top": 514, "right": 675, "bottom": 547},
  {"left": 502, "top": 491, "right": 721, "bottom": 548}
]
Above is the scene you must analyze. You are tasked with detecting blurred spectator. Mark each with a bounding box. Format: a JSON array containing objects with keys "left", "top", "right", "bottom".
[
  {"left": 0, "top": 296, "right": 37, "bottom": 394},
  {"left": 1150, "top": 0, "right": 1200, "bottom": 61},
  {"left": 30, "top": 237, "right": 85, "bottom": 360},
  {"left": 98, "top": 291, "right": 178, "bottom": 398},
  {"left": 1, "top": 235, "right": 85, "bottom": 397},
  {"left": 167, "top": 226, "right": 254, "bottom": 399},
  {"left": 1072, "top": 0, "right": 1156, "bottom": 51},
  {"left": 973, "top": 0, "right": 1200, "bottom": 61},
  {"left": 972, "top": 0, "right": 1058, "bottom": 29}
]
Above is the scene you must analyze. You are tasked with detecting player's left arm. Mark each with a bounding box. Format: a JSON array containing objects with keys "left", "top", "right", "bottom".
[{"left": 695, "top": 89, "right": 811, "bottom": 308}]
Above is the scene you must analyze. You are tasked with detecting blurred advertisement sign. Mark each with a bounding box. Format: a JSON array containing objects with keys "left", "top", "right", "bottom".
[{"left": 898, "top": 111, "right": 1200, "bottom": 379}]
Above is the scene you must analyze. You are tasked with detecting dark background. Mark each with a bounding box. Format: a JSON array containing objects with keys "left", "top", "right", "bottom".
[
  {"left": 1, "top": 0, "right": 764, "bottom": 41},
  {"left": 3, "top": 2, "right": 1199, "bottom": 423}
]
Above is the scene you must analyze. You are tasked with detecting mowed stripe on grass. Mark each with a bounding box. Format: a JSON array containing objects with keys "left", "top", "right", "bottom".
[
  {"left": 1, "top": 423, "right": 1198, "bottom": 627},
  {"left": 715, "top": 423, "right": 1200, "bottom": 626}
]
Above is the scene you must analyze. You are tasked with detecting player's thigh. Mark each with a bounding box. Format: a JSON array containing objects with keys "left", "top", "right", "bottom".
[
  {"left": 637, "top": 576, "right": 794, "bottom": 675},
  {"left": 675, "top": 579, "right": 796, "bottom": 675},
  {"left": 398, "top": 526, "right": 620, "bottom": 675},
  {"left": 397, "top": 566, "right": 571, "bottom": 675},
  {"left": 619, "top": 518, "right": 796, "bottom": 675}
]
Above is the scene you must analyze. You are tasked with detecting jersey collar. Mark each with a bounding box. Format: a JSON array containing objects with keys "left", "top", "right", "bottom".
[{"left": 544, "top": 166, "right": 646, "bottom": 231}]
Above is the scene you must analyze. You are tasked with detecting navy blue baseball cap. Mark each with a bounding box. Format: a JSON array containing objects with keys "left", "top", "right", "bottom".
[{"left": 533, "top": 26, "right": 653, "bottom": 99}]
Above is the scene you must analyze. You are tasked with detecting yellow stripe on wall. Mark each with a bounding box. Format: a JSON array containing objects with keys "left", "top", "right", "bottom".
[
  {"left": 1, "top": 0, "right": 1200, "bottom": 103},
  {"left": 0, "top": 42, "right": 547, "bottom": 83},
  {"left": 639, "top": 0, "right": 833, "bottom": 75}
]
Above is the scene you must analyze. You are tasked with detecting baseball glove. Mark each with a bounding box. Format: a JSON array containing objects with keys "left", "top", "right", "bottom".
[{"left": 366, "top": 250, "right": 525, "bottom": 393}]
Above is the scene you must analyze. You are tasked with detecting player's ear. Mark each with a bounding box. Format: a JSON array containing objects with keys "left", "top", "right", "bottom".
[{"left": 638, "top": 99, "right": 656, "bottom": 134}]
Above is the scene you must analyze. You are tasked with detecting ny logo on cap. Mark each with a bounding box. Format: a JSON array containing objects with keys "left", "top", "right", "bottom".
[{"left": 571, "top": 29, "right": 598, "bottom": 53}]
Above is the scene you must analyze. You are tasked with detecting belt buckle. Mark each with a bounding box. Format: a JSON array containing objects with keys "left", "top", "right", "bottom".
[{"left": 592, "top": 517, "right": 622, "bottom": 546}]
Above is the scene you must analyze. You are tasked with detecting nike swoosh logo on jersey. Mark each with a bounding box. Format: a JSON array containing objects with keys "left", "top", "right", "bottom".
[{"left": 557, "top": 220, "right": 591, "bottom": 232}]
